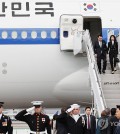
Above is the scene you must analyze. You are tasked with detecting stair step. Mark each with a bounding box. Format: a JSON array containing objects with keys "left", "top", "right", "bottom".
[
  {"left": 106, "top": 99, "right": 120, "bottom": 108},
  {"left": 100, "top": 74, "right": 120, "bottom": 80},
  {"left": 94, "top": 54, "right": 120, "bottom": 109},
  {"left": 103, "top": 89, "right": 120, "bottom": 93},
  {"left": 103, "top": 94, "right": 120, "bottom": 99},
  {"left": 104, "top": 70, "right": 120, "bottom": 74},
  {"left": 99, "top": 69, "right": 120, "bottom": 108}
]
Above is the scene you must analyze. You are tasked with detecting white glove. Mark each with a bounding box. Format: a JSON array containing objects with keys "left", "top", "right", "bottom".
[
  {"left": 82, "top": 116, "right": 85, "bottom": 126},
  {"left": 26, "top": 107, "right": 35, "bottom": 112},
  {"left": 66, "top": 107, "right": 74, "bottom": 113}
]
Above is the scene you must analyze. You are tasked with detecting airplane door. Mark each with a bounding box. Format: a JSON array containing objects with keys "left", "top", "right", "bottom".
[{"left": 60, "top": 15, "right": 83, "bottom": 50}]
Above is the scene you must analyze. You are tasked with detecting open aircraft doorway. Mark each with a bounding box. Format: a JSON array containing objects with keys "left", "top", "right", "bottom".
[{"left": 83, "top": 17, "right": 102, "bottom": 44}]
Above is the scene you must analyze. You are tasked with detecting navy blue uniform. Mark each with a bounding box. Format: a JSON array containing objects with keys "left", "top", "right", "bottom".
[
  {"left": 15, "top": 110, "right": 51, "bottom": 134},
  {"left": 0, "top": 114, "right": 13, "bottom": 134},
  {"left": 57, "top": 113, "right": 85, "bottom": 134}
]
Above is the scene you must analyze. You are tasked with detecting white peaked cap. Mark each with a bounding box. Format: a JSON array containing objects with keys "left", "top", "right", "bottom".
[
  {"left": 31, "top": 101, "right": 44, "bottom": 106},
  {"left": 71, "top": 104, "right": 80, "bottom": 109}
]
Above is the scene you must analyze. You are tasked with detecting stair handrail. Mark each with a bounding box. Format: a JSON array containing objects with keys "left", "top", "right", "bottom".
[{"left": 83, "top": 30, "right": 107, "bottom": 116}]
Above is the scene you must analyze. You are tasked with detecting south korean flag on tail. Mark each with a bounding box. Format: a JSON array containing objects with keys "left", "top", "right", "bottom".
[{"left": 81, "top": 1, "right": 100, "bottom": 13}]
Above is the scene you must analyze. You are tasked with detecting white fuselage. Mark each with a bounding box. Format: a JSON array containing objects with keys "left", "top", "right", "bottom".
[{"left": 0, "top": 0, "right": 119, "bottom": 108}]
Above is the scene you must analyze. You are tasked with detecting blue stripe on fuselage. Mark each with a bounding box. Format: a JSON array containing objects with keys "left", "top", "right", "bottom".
[
  {"left": 0, "top": 28, "right": 60, "bottom": 44},
  {"left": 0, "top": 28, "right": 119, "bottom": 44}
]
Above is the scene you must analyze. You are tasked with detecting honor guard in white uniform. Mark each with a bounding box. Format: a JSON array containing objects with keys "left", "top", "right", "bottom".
[
  {"left": 15, "top": 101, "right": 51, "bottom": 134},
  {"left": 0, "top": 102, "right": 13, "bottom": 134}
]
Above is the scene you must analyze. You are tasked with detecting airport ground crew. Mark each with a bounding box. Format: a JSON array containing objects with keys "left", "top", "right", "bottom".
[
  {"left": 15, "top": 101, "right": 51, "bottom": 134},
  {"left": 0, "top": 102, "right": 13, "bottom": 134}
]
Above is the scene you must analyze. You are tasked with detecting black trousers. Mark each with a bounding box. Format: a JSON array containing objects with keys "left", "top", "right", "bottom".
[
  {"left": 84, "top": 129, "right": 91, "bottom": 134},
  {"left": 97, "top": 55, "right": 107, "bottom": 72},
  {"left": 109, "top": 53, "right": 117, "bottom": 71}
]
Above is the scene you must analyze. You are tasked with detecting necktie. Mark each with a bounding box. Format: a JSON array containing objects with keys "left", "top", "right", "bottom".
[
  {"left": 88, "top": 115, "right": 90, "bottom": 129},
  {"left": 99, "top": 42, "right": 102, "bottom": 47}
]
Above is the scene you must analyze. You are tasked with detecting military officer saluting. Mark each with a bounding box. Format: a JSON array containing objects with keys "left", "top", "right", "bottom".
[
  {"left": 15, "top": 101, "right": 51, "bottom": 134},
  {"left": 57, "top": 104, "right": 85, "bottom": 134},
  {"left": 0, "top": 102, "right": 13, "bottom": 134}
]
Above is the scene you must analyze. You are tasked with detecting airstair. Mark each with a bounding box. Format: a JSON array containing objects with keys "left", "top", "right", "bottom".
[
  {"left": 83, "top": 30, "right": 106, "bottom": 116},
  {"left": 100, "top": 58, "right": 120, "bottom": 108},
  {"left": 59, "top": 14, "right": 107, "bottom": 116},
  {"left": 83, "top": 30, "right": 120, "bottom": 116}
]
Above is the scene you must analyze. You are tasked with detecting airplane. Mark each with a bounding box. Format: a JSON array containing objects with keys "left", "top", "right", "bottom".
[{"left": 0, "top": 0, "right": 119, "bottom": 110}]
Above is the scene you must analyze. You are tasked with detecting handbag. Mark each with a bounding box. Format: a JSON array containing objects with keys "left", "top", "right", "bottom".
[{"left": 115, "top": 57, "right": 119, "bottom": 62}]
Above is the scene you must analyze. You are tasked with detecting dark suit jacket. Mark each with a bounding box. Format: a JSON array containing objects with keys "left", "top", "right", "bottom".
[
  {"left": 114, "top": 122, "right": 120, "bottom": 134},
  {"left": 108, "top": 41, "right": 118, "bottom": 56},
  {"left": 83, "top": 114, "right": 96, "bottom": 134},
  {"left": 0, "top": 114, "right": 13, "bottom": 134},
  {"left": 53, "top": 114, "right": 67, "bottom": 134},
  {"left": 57, "top": 113, "right": 85, "bottom": 134},
  {"left": 94, "top": 40, "right": 107, "bottom": 57},
  {"left": 109, "top": 116, "right": 119, "bottom": 134}
]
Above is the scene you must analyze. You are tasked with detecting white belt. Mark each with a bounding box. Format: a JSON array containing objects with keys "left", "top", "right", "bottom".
[{"left": 30, "top": 131, "right": 46, "bottom": 134}]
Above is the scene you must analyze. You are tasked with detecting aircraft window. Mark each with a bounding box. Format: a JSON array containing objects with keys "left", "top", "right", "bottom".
[
  {"left": 63, "top": 31, "right": 68, "bottom": 38},
  {"left": 21, "top": 31, "right": 27, "bottom": 39},
  {"left": 51, "top": 31, "right": 57, "bottom": 39},
  {"left": 31, "top": 31, "right": 37, "bottom": 39},
  {"left": 41, "top": 31, "right": 47, "bottom": 39},
  {"left": 1, "top": 31, "right": 8, "bottom": 39},
  {"left": 11, "top": 31, "right": 18, "bottom": 39}
]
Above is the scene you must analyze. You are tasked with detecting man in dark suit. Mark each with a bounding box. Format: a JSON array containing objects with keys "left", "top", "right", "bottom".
[
  {"left": 15, "top": 101, "right": 51, "bottom": 134},
  {"left": 83, "top": 106, "right": 96, "bottom": 134},
  {"left": 109, "top": 108, "right": 119, "bottom": 134},
  {"left": 114, "top": 105, "right": 120, "bottom": 134},
  {"left": 56, "top": 104, "right": 85, "bottom": 134},
  {"left": 0, "top": 102, "right": 13, "bottom": 134},
  {"left": 94, "top": 34, "right": 108, "bottom": 74},
  {"left": 53, "top": 108, "right": 68, "bottom": 134}
]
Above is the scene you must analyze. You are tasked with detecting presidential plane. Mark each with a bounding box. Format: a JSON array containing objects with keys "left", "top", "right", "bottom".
[{"left": 0, "top": 0, "right": 119, "bottom": 109}]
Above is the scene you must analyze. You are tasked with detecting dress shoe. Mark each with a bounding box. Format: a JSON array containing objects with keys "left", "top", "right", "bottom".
[
  {"left": 112, "top": 71, "right": 114, "bottom": 74},
  {"left": 114, "top": 67, "right": 117, "bottom": 71},
  {"left": 102, "top": 70, "right": 105, "bottom": 74}
]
